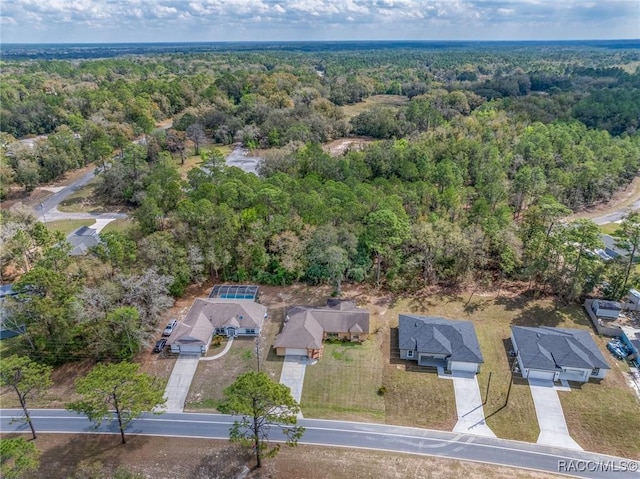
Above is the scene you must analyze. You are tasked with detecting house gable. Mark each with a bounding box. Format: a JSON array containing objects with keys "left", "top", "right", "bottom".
[
  {"left": 398, "top": 315, "right": 484, "bottom": 364},
  {"left": 511, "top": 326, "right": 610, "bottom": 373}
]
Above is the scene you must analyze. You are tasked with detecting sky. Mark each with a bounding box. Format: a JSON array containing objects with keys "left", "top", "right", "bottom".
[{"left": 1, "top": 0, "right": 638, "bottom": 44}]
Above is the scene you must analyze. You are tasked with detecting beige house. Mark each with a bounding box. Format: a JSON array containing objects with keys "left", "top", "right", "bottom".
[
  {"left": 169, "top": 298, "right": 267, "bottom": 354},
  {"left": 274, "top": 299, "right": 370, "bottom": 359}
]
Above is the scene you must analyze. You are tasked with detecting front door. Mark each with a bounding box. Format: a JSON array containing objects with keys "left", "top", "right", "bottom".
[{"left": 227, "top": 327, "right": 236, "bottom": 337}]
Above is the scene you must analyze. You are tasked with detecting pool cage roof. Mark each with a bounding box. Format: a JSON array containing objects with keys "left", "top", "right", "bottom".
[{"left": 209, "top": 284, "right": 259, "bottom": 301}]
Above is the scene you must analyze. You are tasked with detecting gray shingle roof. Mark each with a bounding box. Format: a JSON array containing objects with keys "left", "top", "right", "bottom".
[
  {"left": 67, "top": 226, "right": 100, "bottom": 256},
  {"left": 398, "top": 315, "right": 484, "bottom": 363},
  {"left": 511, "top": 326, "right": 610, "bottom": 371}
]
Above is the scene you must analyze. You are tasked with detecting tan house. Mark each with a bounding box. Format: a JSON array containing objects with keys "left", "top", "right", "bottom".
[
  {"left": 169, "top": 298, "right": 267, "bottom": 354},
  {"left": 274, "top": 299, "right": 370, "bottom": 359}
]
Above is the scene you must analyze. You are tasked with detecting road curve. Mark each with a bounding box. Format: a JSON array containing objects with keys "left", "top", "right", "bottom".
[{"left": 1, "top": 409, "right": 637, "bottom": 479}]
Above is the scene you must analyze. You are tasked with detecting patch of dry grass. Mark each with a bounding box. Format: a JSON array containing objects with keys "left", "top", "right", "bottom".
[
  {"left": 340, "top": 94, "right": 410, "bottom": 119},
  {"left": 45, "top": 219, "right": 95, "bottom": 235},
  {"left": 7, "top": 434, "right": 563, "bottom": 479}
]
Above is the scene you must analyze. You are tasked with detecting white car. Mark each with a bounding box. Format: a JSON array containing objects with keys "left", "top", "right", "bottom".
[{"left": 162, "top": 319, "right": 178, "bottom": 337}]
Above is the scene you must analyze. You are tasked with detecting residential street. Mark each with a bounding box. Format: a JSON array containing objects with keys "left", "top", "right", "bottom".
[{"left": 1, "top": 409, "right": 638, "bottom": 479}]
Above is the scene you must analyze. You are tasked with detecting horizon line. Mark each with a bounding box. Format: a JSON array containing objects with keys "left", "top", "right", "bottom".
[{"left": 3, "top": 38, "right": 639, "bottom": 46}]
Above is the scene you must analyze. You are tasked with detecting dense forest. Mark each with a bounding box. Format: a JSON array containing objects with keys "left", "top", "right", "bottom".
[{"left": 2, "top": 42, "right": 640, "bottom": 364}]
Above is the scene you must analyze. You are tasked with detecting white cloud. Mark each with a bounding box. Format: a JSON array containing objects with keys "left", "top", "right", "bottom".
[{"left": 0, "top": 0, "right": 637, "bottom": 42}]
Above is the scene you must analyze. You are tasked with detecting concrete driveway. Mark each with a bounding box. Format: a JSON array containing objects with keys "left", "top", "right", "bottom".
[
  {"left": 163, "top": 354, "right": 200, "bottom": 413},
  {"left": 528, "top": 378, "right": 583, "bottom": 450},
  {"left": 279, "top": 355, "right": 307, "bottom": 415},
  {"left": 451, "top": 371, "right": 496, "bottom": 437}
]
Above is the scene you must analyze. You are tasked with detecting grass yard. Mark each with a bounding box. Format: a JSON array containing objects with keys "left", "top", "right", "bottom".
[
  {"left": 57, "top": 178, "right": 107, "bottom": 213},
  {"left": 340, "top": 94, "right": 410, "bottom": 119},
  {"left": 302, "top": 339, "right": 385, "bottom": 421},
  {"left": 599, "top": 222, "right": 620, "bottom": 235},
  {"left": 7, "top": 434, "right": 561, "bottom": 479},
  {"left": 184, "top": 289, "right": 286, "bottom": 410},
  {"left": 559, "top": 344, "right": 640, "bottom": 458},
  {"left": 100, "top": 218, "right": 133, "bottom": 233},
  {"left": 45, "top": 218, "right": 95, "bottom": 235}
]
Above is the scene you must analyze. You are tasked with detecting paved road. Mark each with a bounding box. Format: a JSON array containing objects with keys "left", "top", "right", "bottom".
[
  {"left": 590, "top": 198, "right": 640, "bottom": 225},
  {"left": 1, "top": 409, "right": 638, "bottom": 478}
]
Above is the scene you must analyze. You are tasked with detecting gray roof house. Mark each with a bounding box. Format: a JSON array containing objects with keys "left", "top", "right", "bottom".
[
  {"left": 169, "top": 298, "right": 267, "bottom": 354},
  {"left": 511, "top": 326, "right": 610, "bottom": 382},
  {"left": 274, "top": 299, "right": 370, "bottom": 360},
  {"left": 67, "top": 225, "right": 100, "bottom": 256},
  {"left": 600, "top": 234, "right": 628, "bottom": 259},
  {"left": 398, "top": 315, "right": 484, "bottom": 374}
]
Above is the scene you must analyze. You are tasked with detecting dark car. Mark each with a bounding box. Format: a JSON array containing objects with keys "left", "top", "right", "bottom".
[{"left": 153, "top": 338, "right": 167, "bottom": 353}]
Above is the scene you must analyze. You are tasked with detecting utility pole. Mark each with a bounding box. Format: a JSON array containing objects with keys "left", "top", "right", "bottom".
[
  {"left": 40, "top": 202, "right": 47, "bottom": 223},
  {"left": 255, "top": 334, "right": 261, "bottom": 372}
]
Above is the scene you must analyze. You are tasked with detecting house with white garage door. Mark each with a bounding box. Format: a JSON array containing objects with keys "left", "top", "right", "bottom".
[
  {"left": 510, "top": 326, "right": 610, "bottom": 382},
  {"left": 274, "top": 299, "right": 370, "bottom": 359},
  {"left": 398, "top": 315, "right": 484, "bottom": 374},
  {"left": 169, "top": 298, "right": 267, "bottom": 354}
]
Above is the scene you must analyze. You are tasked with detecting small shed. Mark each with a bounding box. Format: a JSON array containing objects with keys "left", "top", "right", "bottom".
[
  {"left": 628, "top": 289, "right": 640, "bottom": 306},
  {"left": 591, "top": 300, "right": 622, "bottom": 319}
]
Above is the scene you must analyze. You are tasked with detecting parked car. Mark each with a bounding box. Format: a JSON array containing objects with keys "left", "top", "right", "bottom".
[
  {"left": 153, "top": 338, "right": 167, "bottom": 353},
  {"left": 162, "top": 319, "right": 178, "bottom": 337}
]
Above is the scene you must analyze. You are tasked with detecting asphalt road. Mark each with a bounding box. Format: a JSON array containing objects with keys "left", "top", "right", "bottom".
[
  {"left": 591, "top": 198, "right": 640, "bottom": 225},
  {"left": 2, "top": 409, "right": 638, "bottom": 478}
]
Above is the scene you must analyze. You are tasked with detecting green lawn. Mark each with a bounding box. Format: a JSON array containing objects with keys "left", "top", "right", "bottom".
[
  {"left": 101, "top": 218, "right": 132, "bottom": 233},
  {"left": 45, "top": 219, "right": 95, "bottom": 235},
  {"left": 302, "top": 339, "right": 385, "bottom": 421},
  {"left": 599, "top": 223, "right": 620, "bottom": 235}
]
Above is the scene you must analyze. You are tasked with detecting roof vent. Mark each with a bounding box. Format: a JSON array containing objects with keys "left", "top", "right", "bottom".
[{"left": 239, "top": 315, "right": 244, "bottom": 320}]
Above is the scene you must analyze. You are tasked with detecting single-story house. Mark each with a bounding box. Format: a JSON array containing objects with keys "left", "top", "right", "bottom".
[
  {"left": 511, "top": 326, "right": 610, "bottom": 382},
  {"left": 591, "top": 299, "right": 622, "bottom": 320},
  {"left": 0, "top": 284, "right": 25, "bottom": 340},
  {"left": 169, "top": 298, "right": 267, "bottom": 354},
  {"left": 67, "top": 225, "right": 100, "bottom": 256},
  {"left": 398, "top": 315, "right": 484, "bottom": 374},
  {"left": 274, "top": 299, "right": 370, "bottom": 359},
  {"left": 601, "top": 234, "right": 628, "bottom": 259}
]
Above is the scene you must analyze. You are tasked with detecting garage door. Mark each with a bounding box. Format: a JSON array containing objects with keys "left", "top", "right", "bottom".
[
  {"left": 178, "top": 345, "right": 202, "bottom": 354},
  {"left": 528, "top": 370, "right": 555, "bottom": 380},
  {"left": 285, "top": 348, "right": 308, "bottom": 356}
]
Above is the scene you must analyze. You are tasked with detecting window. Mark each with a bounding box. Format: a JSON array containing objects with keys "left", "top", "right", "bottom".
[
  {"left": 246, "top": 329, "right": 255, "bottom": 334},
  {"left": 215, "top": 328, "right": 225, "bottom": 335},
  {"left": 407, "top": 350, "right": 414, "bottom": 358},
  {"left": 591, "top": 368, "right": 600, "bottom": 376}
]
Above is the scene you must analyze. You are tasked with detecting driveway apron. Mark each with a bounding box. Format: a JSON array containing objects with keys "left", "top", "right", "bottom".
[
  {"left": 279, "top": 355, "right": 307, "bottom": 416},
  {"left": 451, "top": 371, "right": 496, "bottom": 437},
  {"left": 163, "top": 354, "right": 200, "bottom": 413},
  {"left": 528, "top": 378, "right": 583, "bottom": 450}
]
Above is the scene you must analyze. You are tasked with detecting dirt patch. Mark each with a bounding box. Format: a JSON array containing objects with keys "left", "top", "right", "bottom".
[
  {"left": 324, "top": 136, "right": 375, "bottom": 156},
  {"left": 14, "top": 433, "right": 561, "bottom": 479}
]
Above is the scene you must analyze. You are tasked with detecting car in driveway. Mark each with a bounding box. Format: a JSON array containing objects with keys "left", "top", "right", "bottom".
[
  {"left": 153, "top": 338, "right": 167, "bottom": 353},
  {"left": 163, "top": 319, "right": 178, "bottom": 337}
]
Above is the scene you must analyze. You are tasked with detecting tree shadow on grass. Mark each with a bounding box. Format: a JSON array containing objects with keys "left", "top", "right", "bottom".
[
  {"left": 192, "top": 444, "right": 256, "bottom": 479},
  {"left": 36, "top": 434, "right": 147, "bottom": 479},
  {"left": 510, "top": 303, "right": 592, "bottom": 329}
]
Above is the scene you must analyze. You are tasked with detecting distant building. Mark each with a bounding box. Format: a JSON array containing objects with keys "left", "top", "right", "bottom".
[
  {"left": 67, "top": 225, "right": 100, "bottom": 256},
  {"left": 591, "top": 300, "right": 622, "bottom": 320},
  {"left": 0, "top": 284, "right": 25, "bottom": 340},
  {"left": 600, "top": 234, "right": 628, "bottom": 259}
]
